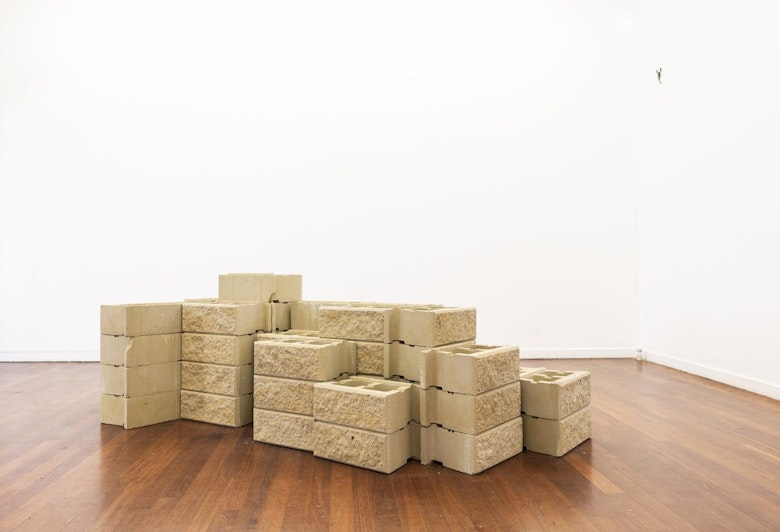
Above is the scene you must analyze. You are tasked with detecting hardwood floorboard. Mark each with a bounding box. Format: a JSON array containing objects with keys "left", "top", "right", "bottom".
[{"left": 1, "top": 360, "right": 778, "bottom": 531}]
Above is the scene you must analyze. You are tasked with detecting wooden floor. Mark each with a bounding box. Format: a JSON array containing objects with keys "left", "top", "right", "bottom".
[{"left": 1, "top": 360, "right": 778, "bottom": 531}]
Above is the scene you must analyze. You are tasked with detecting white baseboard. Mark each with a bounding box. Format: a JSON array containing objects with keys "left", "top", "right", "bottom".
[
  {"left": 0, "top": 348, "right": 99, "bottom": 362},
  {"left": 644, "top": 349, "right": 780, "bottom": 401},
  {"left": 520, "top": 348, "right": 638, "bottom": 359}
]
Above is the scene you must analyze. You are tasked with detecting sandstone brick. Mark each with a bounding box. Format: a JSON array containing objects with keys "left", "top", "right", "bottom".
[
  {"left": 356, "top": 341, "right": 389, "bottom": 376},
  {"left": 182, "top": 302, "right": 266, "bottom": 335},
  {"left": 253, "top": 409, "right": 313, "bottom": 451},
  {"left": 319, "top": 306, "right": 394, "bottom": 343},
  {"left": 420, "top": 417, "right": 523, "bottom": 475},
  {"left": 181, "top": 362, "right": 253, "bottom": 396},
  {"left": 519, "top": 370, "right": 590, "bottom": 420},
  {"left": 398, "top": 307, "right": 476, "bottom": 347},
  {"left": 181, "top": 333, "right": 254, "bottom": 365},
  {"left": 270, "top": 302, "right": 291, "bottom": 331},
  {"left": 100, "top": 303, "right": 182, "bottom": 336},
  {"left": 313, "top": 421, "right": 412, "bottom": 474},
  {"left": 100, "top": 391, "right": 180, "bottom": 429},
  {"left": 254, "top": 338, "right": 355, "bottom": 380},
  {"left": 387, "top": 341, "right": 475, "bottom": 381},
  {"left": 419, "top": 381, "right": 521, "bottom": 434},
  {"left": 219, "top": 273, "right": 275, "bottom": 302},
  {"left": 254, "top": 375, "right": 314, "bottom": 415},
  {"left": 272, "top": 275, "right": 302, "bottom": 303},
  {"left": 180, "top": 390, "right": 252, "bottom": 427},
  {"left": 313, "top": 378, "right": 411, "bottom": 433},
  {"left": 100, "top": 333, "right": 181, "bottom": 367},
  {"left": 256, "top": 330, "right": 320, "bottom": 341},
  {"left": 100, "top": 362, "right": 181, "bottom": 397},
  {"left": 420, "top": 345, "right": 520, "bottom": 395},
  {"left": 290, "top": 301, "right": 322, "bottom": 331},
  {"left": 522, "top": 405, "right": 592, "bottom": 456}
]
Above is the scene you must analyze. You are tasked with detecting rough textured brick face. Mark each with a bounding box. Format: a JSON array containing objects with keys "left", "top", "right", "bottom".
[
  {"left": 180, "top": 390, "right": 252, "bottom": 427},
  {"left": 313, "top": 378, "right": 411, "bottom": 433},
  {"left": 520, "top": 370, "right": 591, "bottom": 419},
  {"left": 420, "top": 345, "right": 520, "bottom": 395},
  {"left": 398, "top": 307, "right": 476, "bottom": 347},
  {"left": 182, "top": 302, "right": 265, "bottom": 335},
  {"left": 522, "top": 405, "right": 592, "bottom": 456},
  {"left": 101, "top": 303, "right": 182, "bottom": 336},
  {"left": 254, "top": 339, "right": 354, "bottom": 380},
  {"left": 356, "top": 342, "right": 387, "bottom": 376},
  {"left": 419, "top": 382, "right": 521, "bottom": 434},
  {"left": 313, "top": 421, "right": 411, "bottom": 474},
  {"left": 182, "top": 333, "right": 254, "bottom": 365},
  {"left": 421, "top": 417, "right": 524, "bottom": 475},
  {"left": 254, "top": 375, "right": 313, "bottom": 415},
  {"left": 319, "top": 306, "right": 392, "bottom": 342},
  {"left": 100, "top": 334, "right": 181, "bottom": 367},
  {"left": 253, "top": 409, "right": 313, "bottom": 451},
  {"left": 181, "top": 362, "right": 252, "bottom": 396}
]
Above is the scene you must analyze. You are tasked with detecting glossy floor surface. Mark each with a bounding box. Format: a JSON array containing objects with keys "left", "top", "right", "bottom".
[{"left": 1, "top": 360, "right": 779, "bottom": 530}]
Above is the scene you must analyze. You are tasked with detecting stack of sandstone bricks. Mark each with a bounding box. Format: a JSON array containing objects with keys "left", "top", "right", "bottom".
[
  {"left": 518, "top": 368, "right": 592, "bottom": 457},
  {"left": 253, "top": 302, "right": 526, "bottom": 474},
  {"left": 99, "top": 272, "right": 593, "bottom": 474},
  {"left": 180, "top": 273, "right": 302, "bottom": 427},
  {"left": 99, "top": 303, "right": 183, "bottom": 428}
]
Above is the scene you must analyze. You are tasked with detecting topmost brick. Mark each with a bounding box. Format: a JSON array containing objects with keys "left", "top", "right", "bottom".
[
  {"left": 218, "top": 273, "right": 302, "bottom": 303},
  {"left": 100, "top": 303, "right": 182, "bottom": 336}
]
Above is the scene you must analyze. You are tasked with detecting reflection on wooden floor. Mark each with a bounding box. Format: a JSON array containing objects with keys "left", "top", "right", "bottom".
[{"left": 1, "top": 359, "right": 778, "bottom": 530}]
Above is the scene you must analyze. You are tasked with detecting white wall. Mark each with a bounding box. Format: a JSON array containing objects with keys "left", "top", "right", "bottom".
[
  {"left": 0, "top": 1, "right": 639, "bottom": 361},
  {"left": 637, "top": 1, "right": 780, "bottom": 398}
]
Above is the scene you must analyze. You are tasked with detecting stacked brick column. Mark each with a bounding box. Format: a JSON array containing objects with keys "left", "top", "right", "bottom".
[
  {"left": 99, "top": 303, "right": 182, "bottom": 429},
  {"left": 180, "top": 301, "right": 264, "bottom": 426},
  {"left": 519, "top": 368, "right": 592, "bottom": 456},
  {"left": 413, "top": 344, "right": 524, "bottom": 474},
  {"left": 253, "top": 336, "right": 355, "bottom": 450}
]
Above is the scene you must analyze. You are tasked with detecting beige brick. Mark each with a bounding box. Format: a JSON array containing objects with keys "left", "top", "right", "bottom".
[
  {"left": 313, "top": 378, "right": 411, "bottom": 433},
  {"left": 253, "top": 409, "right": 314, "bottom": 451},
  {"left": 182, "top": 302, "right": 266, "bottom": 335},
  {"left": 356, "top": 341, "right": 389, "bottom": 376},
  {"left": 398, "top": 307, "right": 476, "bottom": 347},
  {"left": 254, "top": 338, "right": 355, "bottom": 380},
  {"left": 313, "top": 421, "right": 412, "bottom": 474},
  {"left": 100, "top": 303, "right": 182, "bottom": 336},
  {"left": 272, "top": 274, "right": 302, "bottom": 303},
  {"left": 100, "top": 391, "right": 180, "bottom": 429},
  {"left": 100, "top": 333, "right": 181, "bottom": 367},
  {"left": 387, "top": 340, "right": 474, "bottom": 381},
  {"left": 419, "top": 381, "right": 521, "bottom": 434},
  {"left": 319, "top": 306, "right": 394, "bottom": 343},
  {"left": 181, "top": 362, "right": 252, "bottom": 396},
  {"left": 218, "top": 273, "right": 275, "bottom": 302},
  {"left": 254, "top": 375, "right": 314, "bottom": 415},
  {"left": 290, "top": 301, "right": 322, "bottom": 331},
  {"left": 270, "top": 302, "right": 291, "bottom": 331},
  {"left": 100, "top": 362, "right": 181, "bottom": 397},
  {"left": 181, "top": 333, "right": 254, "bottom": 365},
  {"left": 420, "top": 417, "right": 523, "bottom": 475},
  {"left": 180, "top": 390, "right": 252, "bottom": 427},
  {"left": 520, "top": 370, "right": 590, "bottom": 420},
  {"left": 420, "top": 344, "right": 520, "bottom": 395},
  {"left": 522, "top": 405, "right": 591, "bottom": 457}
]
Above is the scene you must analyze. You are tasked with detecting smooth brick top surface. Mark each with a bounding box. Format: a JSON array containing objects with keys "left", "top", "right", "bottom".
[{"left": 100, "top": 303, "right": 182, "bottom": 336}]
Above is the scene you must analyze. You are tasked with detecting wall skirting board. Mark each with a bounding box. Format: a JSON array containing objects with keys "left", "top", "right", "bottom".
[
  {"left": 643, "top": 349, "right": 780, "bottom": 401},
  {"left": 521, "top": 348, "right": 638, "bottom": 359},
  {"left": 0, "top": 349, "right": 100, "bottom": 363}
]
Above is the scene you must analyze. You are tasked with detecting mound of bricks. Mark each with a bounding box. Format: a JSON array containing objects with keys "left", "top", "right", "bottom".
[
  {"left": 518, "top": 367, "right": 592, "bottom": 456},
  {"left": 100, "top": 273, "right": 593, "bottom": 474}
]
